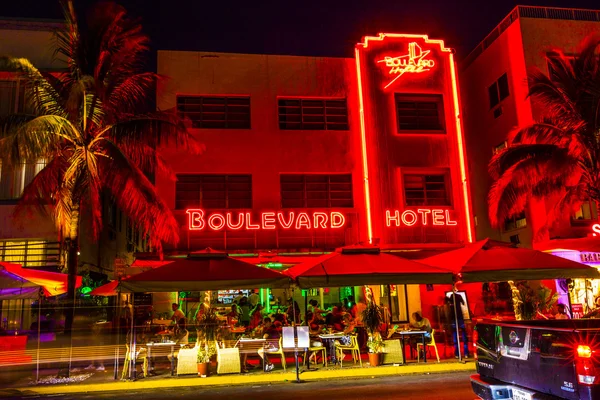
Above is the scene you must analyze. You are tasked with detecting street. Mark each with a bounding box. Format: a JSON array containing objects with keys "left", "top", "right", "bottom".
[{"left": 7, "top": 371, "right": 475, "bottom": 400}]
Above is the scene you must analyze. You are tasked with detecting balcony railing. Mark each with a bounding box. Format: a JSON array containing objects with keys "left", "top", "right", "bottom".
[{"left": 462, "top": 6, "right": 600, "bottom": 71}]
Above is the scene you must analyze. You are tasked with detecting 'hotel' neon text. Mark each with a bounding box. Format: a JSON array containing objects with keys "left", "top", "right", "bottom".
[
  {"left": 385, "top": 209, "right": 457, "bottom": 227},
  {"left": 186, "top": 209, "right": 346, "bottom": 231},
  {"left": 377, "top": 42, "right": 435, "bottom": 89}
]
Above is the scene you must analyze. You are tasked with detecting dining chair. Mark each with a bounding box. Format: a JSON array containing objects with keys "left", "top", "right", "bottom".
[
  {"left": 417, "top": 329, "right": 441, "bottom": 363},
  {"left": 335, "top": 334, "right": 361, "bottom": 367}
]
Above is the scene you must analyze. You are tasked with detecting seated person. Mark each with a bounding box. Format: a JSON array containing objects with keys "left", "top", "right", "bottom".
[
  {"left": 305, "top": 312, "right": 322, "bottom": 334},
  {"left": 329, "top": 307, "right": 345, "bottom": 332},
  {"left": 249, "top": 304, "right": 264, "bottom": 330},
  {"left": 257, "top": 317, "right": 281, "bottom": 372},
  {"left": 226, "top": 304, "right": 240, "bottom": 326},
  {"left": 410, "top": 311, "right": 432, "bottom": 342},
  {"left": 272, "top": 311, "right": 288, "bottom": 326},
  {"left": 555, "top": 303, "right": 570, "bottom": 320},
  {"left": 166, "top": 327, "right": 190, "bottom": 369}
]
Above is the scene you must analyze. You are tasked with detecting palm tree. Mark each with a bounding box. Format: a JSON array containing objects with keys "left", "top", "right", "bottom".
[
  {"left": 0, "top": 1, "right": 199, "bottom": 374},
  {"left": 488, "top": 36, "right": 600, "bottom": 238}
]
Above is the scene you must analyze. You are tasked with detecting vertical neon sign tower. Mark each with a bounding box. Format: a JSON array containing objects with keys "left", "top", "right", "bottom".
[{"left": 355, "top": 33, "right": 473, "bottom": 245}]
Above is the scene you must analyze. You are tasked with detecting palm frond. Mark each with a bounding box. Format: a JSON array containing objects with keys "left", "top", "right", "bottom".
[
  {"left": 0, "top": 57, "right": 67, "bottom": 117},
  {"left": 97, "top": 139, "right": 180, "bottom": 246},
  {"left": 0, "top": 114, "right": 79, "bottom": 165}
]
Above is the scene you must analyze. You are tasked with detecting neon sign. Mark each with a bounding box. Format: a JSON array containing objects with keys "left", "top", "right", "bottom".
[
  {"left": 592, "top": 224, "right": 600, "bottom": 236},
  {"left": 186, "top": 209, "right": 346, "bottom": 231},
  {"left": 385, "top": 209, "right": 457, "bottom": 227},
  {"left": 377, "top": 42, "right": 435, "bottom": 89}
]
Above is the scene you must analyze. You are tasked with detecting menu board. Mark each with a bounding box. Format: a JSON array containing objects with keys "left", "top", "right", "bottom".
[{"left": 217, "top": 289, "right": 249, "bottom": 305}]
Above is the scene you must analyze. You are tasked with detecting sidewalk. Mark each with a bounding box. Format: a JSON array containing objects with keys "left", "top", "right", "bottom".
[{"left": 0, "top": 360, "right": 475, "bottom": 397}]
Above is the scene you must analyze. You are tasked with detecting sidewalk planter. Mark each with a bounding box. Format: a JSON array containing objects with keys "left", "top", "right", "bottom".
[
  {"left": 368, "top": 353, "right": 381, "bottom": 367},
  {"left": 197, "top": 362, "right": 209, "bottom": 377}
]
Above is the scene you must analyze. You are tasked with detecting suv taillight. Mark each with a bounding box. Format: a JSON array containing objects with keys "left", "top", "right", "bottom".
[
  {"left": 576, "top": 345, "right": 599, "bottom": 386},
  {"left": 473, "top": 329, "right": 479, "bottom": 360}
]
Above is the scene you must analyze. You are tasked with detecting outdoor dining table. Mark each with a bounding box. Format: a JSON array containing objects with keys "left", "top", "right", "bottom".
[
  {"left": 317, "top": 333, "right": 346, "bottom": 364},
  {"left": 395, "top": 330, "right": 428, "bottom": 364},
  {"left": 146, "top": 341, "right": 176, "bottom": 376}
]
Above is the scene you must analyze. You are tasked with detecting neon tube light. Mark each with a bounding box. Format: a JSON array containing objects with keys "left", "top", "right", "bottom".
[
  {"left": 357, "top": 33, "right": 474, "bottom": 243},
  {"left": 355, "top": 47, "right": 374, "bottom": 244},
  {"left": 448, "top": 53, "right": 474, "bottom": 243}
]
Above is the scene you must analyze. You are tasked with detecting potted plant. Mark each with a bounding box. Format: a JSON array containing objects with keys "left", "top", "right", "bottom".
[
  {"left": 196, "top": 308, "right": 220, "bottom": 376},
  {"left": 361, "top": 301, "right": 384, "bottom": 366},
  {"left": 197, "top": 344, "right": 215, "bottom": 377}
]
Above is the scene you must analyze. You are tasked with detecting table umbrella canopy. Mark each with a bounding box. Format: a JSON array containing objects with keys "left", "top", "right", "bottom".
[
  {"left": 90, "top": 280, "right": 120, "bottom": 296},
  {"left": 0, "top": 262, "right": 82, "bottom": 297},
  {"left": 284, "top": 246, "right": 454, "bottom": 288},
  {"left": 118, "top": 251, "right": 291, "bottom": 292},
  {"left": 0, "top": 263, "right": 40, "bottom": 299},
  {"left": 420, "top": 238, "right": 600, "bottom": 283}
]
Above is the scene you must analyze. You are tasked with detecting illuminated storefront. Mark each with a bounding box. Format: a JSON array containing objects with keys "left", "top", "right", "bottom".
[{"left": 155, "top": 33, "right": 473, "bottom": 321}]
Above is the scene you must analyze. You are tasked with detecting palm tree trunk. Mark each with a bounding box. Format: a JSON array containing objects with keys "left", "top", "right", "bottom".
[{"left": 58, "top": 205, "right": 80, "bottom": 377}]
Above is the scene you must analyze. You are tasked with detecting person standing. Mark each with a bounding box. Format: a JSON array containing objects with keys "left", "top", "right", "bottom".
[
  {"left": 446, "top": 293, "right": 469, "bottom": 359},
  {"left": 248, "top": 290, "right": 260, "bottom": 308},
  {"left": 239, "top": 297, "right": 251, "bottom": 327}
]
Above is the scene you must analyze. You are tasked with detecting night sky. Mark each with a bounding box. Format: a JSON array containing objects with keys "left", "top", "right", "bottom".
[{"left": 1, "top": 0, "right": 598, "bottom": 66}]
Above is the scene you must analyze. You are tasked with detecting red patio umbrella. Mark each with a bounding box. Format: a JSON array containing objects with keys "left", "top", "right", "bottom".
[
  {"left": 284, "top": 246, "right": 454, "bottom": 288},
  {"left": 89, "top": 280, "right": 120, "bottom": 296},
  {"left": 420, "top": 238, "right": 600, "bottom": 283},
  {"left": 118, "top": 251, "right": 291, "bottom": 292}
]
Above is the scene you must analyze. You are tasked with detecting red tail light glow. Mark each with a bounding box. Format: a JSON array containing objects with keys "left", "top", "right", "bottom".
[{"left": 576, "top": 344, "right": 598, "bottom": 386}]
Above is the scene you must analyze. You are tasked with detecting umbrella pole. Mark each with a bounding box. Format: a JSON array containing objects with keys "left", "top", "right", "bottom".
[
  {"left": 130, "top": 293, "right": 136, "bottom": 380},
  {"left": 36, "top": 292, "right": 42, "bottom": 383},
  {"left": 452, "top": 285, "right": 462, "bottom": 362},
  {"left": 114, "top": 286, "right": 121, "bottom": 380}
]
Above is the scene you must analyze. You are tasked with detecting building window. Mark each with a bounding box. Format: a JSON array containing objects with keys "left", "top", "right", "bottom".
[
  {"left": 278, "top": 98, "right": 348, "bottom": 130},
  {"left": 0, "top": 160, "right": 46, "bottom": 200},
  {"left": 175, "top": 174, "right": 252, "bottom": 210},
  {"left": 176, "top": 96, "right": 251, "bottom": 129},
  {"left": 395, "top": 94, "right": 445, "bottom": 133},
  {"left": 488, "top": 73, "right": 509, "bottom": 109},
  {"left": 504, "top": 211, "right": 526, "bottom": 231},
  {"left": 0, "top": 80, "right": 27, "bottom": 117},
  {"left": 379, "top": 284, "right": 409, "bottom": 323},
  {"left": 0, "top": 240, "right": 48, "bottom": 268},
  {"left": 280, "top": 174, "right": 353, "bottom": 208},
  {"left": 572, "top": 201, "right": 593, "bottom": 221},
  {"left": 493, "top": 141, "right": 507, "bottom": 154},
  {"left": 403, "top": 174, "right": 450, "bottom": 206}
]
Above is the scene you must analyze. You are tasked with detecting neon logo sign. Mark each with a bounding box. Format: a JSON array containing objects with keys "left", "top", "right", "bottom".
[
  {"left": 186, "top": 209, "right": 346, "bottom": 231},
  {"left": 592, "top": 224, "right": 600, "bottom": 236},
  {"left": 385, "top": 209, "right": 457, "bottom": 227},
  {"left": 377, "top": 42, "right": 435, "bottom": 89}
]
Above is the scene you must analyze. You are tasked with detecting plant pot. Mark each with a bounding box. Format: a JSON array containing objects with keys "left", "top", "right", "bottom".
[
  {"left": 197, "top": 362, "right": 209, "bottom": 377},
  {"left": 368, "top": 352, "right": 381, "bottom": 367}
]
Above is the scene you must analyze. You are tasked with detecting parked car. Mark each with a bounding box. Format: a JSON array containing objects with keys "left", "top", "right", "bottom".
[{"left": 471, "top": 319, "right": 600, "bottom": 399}]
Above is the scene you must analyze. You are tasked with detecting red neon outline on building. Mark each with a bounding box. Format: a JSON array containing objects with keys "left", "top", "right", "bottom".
[
  {"left": 355, "top": 47, "right": 374, "bottom": 243},
  {"left": 385, "top": 208, "right": 457, "bottom": 227},
  {"left": 401, "top": 210, "right": 418, "bottom": 226},
  {"left": 356, "top": 33, "right": 474, "bottom": 243}
]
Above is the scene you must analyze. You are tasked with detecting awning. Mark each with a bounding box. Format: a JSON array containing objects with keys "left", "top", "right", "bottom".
[
  {"left": 284, "top": 246, "right": 454, "bottom": 288},
  {"left": 534, "top": 237, "right": 600, "bottom": 253},
  {"left": 421, "top": 238, "right": 600, "bottom": 283},
  {"left": 0, "top": 263, "right": 40, "bottom": 299},
  {"left": 1, "top": 262, "right": 82, "bottom": 297},
  {"left": 131, "top": 260, "right": 174, "bottom": 268}
]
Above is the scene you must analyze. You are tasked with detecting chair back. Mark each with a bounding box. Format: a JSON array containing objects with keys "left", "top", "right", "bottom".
[
  {"left": 429, "top": 329, "right": 436, "bottom": 346},
  {"left": 351, "top": 335, "right": 359, "bottom": 348}
]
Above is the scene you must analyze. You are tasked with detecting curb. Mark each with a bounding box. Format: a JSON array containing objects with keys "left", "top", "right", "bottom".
[{"left": 3, "top": 362, "right": 475, "bottom": 396}]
